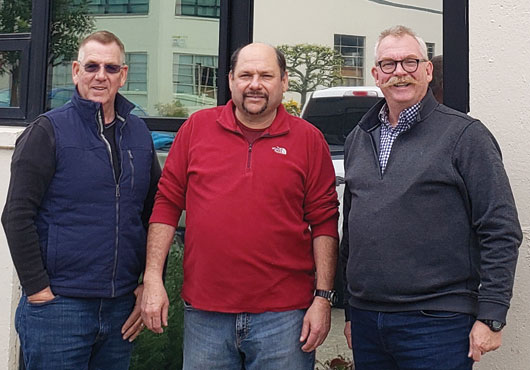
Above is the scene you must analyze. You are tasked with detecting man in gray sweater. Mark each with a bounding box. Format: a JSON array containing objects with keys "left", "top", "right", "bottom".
[{"left": 341, "top": 25, "right": 522, "bottom": 370}]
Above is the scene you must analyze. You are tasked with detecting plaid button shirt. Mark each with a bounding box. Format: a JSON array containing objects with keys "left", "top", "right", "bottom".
[{"left": 378, "top": 102, "right": 420, "bottom": 174}]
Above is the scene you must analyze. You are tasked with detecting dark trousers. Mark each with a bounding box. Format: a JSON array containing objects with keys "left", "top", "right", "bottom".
[{"left": 348, "top": 306, "right": 474, "bottom": 370}]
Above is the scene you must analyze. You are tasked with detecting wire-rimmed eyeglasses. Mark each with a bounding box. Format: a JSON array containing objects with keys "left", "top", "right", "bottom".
[
  {"left": 377, "top": 58, "right": 427, "bottom": 74},
  {"left": 79, "top": 62, "right": 124, "bottom": 74}
]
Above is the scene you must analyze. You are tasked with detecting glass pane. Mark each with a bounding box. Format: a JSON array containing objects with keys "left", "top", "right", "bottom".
[
  {"left": 0, "top": 1, "right": 32, "bottom": 33},
  {"left": 254, "top": 0, "right": 443, "bottom": 112},
  {"left": 0, "top": 51, "right": 22, "bottom": 107},
  {"left": 48, "top": 1, "right": 219, "bottom": 122}
]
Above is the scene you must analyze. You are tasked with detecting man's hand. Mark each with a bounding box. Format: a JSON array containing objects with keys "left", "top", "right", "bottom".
[
  {"left": 344, "top": 321, "right": 352, "bottom": 349},
  {"left": 141, "top": 278, "right": 169, "bottom": 334},
  {"left": 122, "top": 284, "right": 145, "bottom": 342},
  {"left": 468, "top": 320, "right": 502, "bottom": 362},
  {"left": 300, "top": 297, "right": 332, "bottom": 352},
  {"left": 27, "top": 286, "right": 55, "bottom": 304}
]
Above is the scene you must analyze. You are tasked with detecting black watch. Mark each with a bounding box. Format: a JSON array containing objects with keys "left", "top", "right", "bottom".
[
  {"left": 314, "top": 289, "right": 337, "bottom": 307},
  {"left": 479, "top": 319, "right": 505, "bottom": 332}
]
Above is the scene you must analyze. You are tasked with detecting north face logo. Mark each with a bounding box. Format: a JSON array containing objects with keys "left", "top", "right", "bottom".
[{"left": 272, "top": 146, "right": 287, "bottom": 155}]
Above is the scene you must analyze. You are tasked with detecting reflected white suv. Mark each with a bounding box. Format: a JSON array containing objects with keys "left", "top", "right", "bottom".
[{"left": 301, "top": 86, "right": 383, "bottom": 238}]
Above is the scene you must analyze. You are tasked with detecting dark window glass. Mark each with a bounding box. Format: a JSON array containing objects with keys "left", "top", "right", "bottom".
[
  {"left": 0, "top": 51, "right": 22, "bottom": 107},
  {"left": 73, "top": 0, "right": 149, "bottom": 15},
  {"left": 176, "top": 0, "right": 220, "bottom": 18},
  {"left": 334, "top": 34, "right": 365, "bottom": 86}
]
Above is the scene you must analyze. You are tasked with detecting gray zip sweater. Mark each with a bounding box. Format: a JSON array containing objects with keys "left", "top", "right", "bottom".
[{"left": 341, "top": 90, "right": 522, "bottom": 323}]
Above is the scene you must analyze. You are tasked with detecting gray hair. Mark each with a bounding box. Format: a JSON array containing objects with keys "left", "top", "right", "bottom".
[
  {"left": 78, "top": 30, "right": 126, "bottom": 64},
  {"left": 374, "top": 25, "right": 428, "bottom": 63}
]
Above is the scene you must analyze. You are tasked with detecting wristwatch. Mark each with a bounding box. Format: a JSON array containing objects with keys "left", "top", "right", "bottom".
[
  {"left": 478, "top": 319, "right": 505, "bottom": 332},
  {"left": 314, "top": 289, "right": 338, "bottom": 307}
]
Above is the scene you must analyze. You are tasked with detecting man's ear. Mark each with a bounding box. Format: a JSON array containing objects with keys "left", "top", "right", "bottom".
[
  {"left": 371, "top": 66, "right": 380, "bottom": 86},
  {"left": 282, "top": 71, "right": 289, "bottom": 93},
  {"left": 72, "top": 61, "right": 81, "bottom": 85},
  {"left": 228, "top": 71, "right": 234, "bottom": 93}
]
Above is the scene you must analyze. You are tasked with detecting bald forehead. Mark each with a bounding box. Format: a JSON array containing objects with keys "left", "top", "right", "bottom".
[{"left": 233, "top": 43, "right": 280, "bottom": 72}]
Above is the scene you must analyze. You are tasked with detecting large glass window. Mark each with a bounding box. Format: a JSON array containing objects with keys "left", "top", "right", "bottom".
[
  {"left": 47, "top": 0, "right": 219, "bottom": 120},
  {"left": 176, "top": 0, "right": 220, "bottom": 18},
  {"left": 334, "top": 34, "right": 365, "bottom": 86},
  {"left": 254, "top": 0, "right": 443, "bottom": 110}
]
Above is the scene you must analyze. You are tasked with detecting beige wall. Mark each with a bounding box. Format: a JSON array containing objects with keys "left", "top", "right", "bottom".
[
  {"left": 0, "top": 1, "right": 529, "bottom": 369},
  {"left": 469, "top": 0, "right": 530, "bottom": 368},
  {"left": 0, "top": 127, "right": 25, "bottom": 370}
]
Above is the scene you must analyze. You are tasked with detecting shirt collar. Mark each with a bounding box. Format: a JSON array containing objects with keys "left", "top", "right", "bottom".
[{"left": 378, "top": 101, "right": 421, "bottom": 131}]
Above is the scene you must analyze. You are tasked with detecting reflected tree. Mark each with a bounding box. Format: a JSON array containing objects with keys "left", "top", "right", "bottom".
[
  {"left": 277, "top": 44, "right": 343, "bottom": 107},
  {"left": 0, "top": 0, "right": 94, "bottom": 106}
]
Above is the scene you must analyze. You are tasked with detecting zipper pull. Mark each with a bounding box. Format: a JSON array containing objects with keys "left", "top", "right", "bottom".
[{"left": 116, "top": 185, "right": 120, "bottom": 198}]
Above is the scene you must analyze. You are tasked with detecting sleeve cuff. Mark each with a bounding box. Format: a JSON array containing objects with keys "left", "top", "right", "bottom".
[{"left": 477, "top": 301, "right": 509, "bottom": 323}]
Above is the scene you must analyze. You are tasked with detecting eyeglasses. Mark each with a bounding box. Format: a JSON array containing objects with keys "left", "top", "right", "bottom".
[
  {"left": 377, "top": 58, "right": 427, "bottom": 74},
  {"left": 79, "top": 62, "right": 124, "bottom": 74}
]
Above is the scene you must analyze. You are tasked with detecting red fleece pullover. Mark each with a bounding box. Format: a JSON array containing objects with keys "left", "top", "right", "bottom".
[{"left": 151, "top": 101, "right": 339, "bottom": 313}]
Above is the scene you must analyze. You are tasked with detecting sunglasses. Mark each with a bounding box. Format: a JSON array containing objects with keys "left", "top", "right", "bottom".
[{"left": 79, "top": 62, "right": 124, "bottom": 74}]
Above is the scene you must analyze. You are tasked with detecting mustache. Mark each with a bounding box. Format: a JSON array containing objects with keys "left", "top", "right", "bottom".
[
  {"left": 244, "top": 92, "right": 268, "bottom": 99},
  {"left": 380, "top": 76, "right": 417, "bottom": 88}
]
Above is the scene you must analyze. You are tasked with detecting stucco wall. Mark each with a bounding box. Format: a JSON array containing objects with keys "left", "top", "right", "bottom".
[
  {"left": 469, "top": 1, "right": 530, "bottom": 369},
  {"left": 0, "top": 127, "right": 25, "bottom": 370}
]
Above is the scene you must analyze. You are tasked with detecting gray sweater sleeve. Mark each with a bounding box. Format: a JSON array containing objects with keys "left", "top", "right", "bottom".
[
  {"left": 453, "top": 121, "right": 522, "bottom": 323},
  {"left": 1, "top": 117, "right": 56, "bottom": 295}
]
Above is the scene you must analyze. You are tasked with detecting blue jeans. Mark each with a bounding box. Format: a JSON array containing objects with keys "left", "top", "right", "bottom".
[
  {"left": 15, "top": 293, "right": 135, "bottom": 370},
  {"left": 183, "top": 303, "right": 315, "bottom": 370},
  {"left": 348, "top": 307, "right": 474, "bottom": 370}
]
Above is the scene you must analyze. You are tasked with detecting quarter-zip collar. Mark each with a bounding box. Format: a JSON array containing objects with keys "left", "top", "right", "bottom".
[
  {"left": 358, "top": 88, "right": 439, "bottom": 133},
  {"left": 216, "top": 100, "right": 291, "bottom": 138}
]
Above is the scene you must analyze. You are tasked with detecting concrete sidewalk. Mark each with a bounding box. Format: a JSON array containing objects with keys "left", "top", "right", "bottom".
[{"left": 315, "top": 308, "right": 352, "bottom": 366}]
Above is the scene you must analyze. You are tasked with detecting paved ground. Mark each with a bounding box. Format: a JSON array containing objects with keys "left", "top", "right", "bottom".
[{"left": 315, "top": 308, "right": 353, "bottom": 366}]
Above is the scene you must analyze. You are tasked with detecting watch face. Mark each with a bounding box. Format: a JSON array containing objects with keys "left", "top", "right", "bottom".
[{"left": 491, "top": 321, "right": 504, "bottom": 331}]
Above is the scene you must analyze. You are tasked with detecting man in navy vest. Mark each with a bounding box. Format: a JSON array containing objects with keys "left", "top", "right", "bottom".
[{"left": 2, "top": 30, "right": 160, "bottom": 370}]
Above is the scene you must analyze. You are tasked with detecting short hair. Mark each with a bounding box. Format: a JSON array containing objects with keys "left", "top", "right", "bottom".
[
  {"left": 78, "top": 30, "right": 126, "bottom": 64},
  {"left": 374, "top": 25, "right": 428, "bottom": 63},
  {"left": 230, "top": 43, "right": 287, "bottom": 78}
]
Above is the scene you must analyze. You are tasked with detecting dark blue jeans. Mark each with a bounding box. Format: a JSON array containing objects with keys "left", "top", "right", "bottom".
[
  {"left": 15, "top": 293, "right": 135, "bottom": 370},
  {"left": 348, "top": 307, "right": 474, "bottom": 370}
]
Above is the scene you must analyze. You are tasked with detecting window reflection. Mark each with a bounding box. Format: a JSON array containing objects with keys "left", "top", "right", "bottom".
[
  {"left": 176, "top": 0, "right": 220, "bottom": 18},
  {"left": 48, "top": 1, "right": 219, "bottom": 118},
  {"left": 254, "top": 0, "right": 443, "bottom": 107},
  {"left": 0, "top": 1, "right": 32, "bottom": 33},
  {"left": 0, "top": 51, "right": 22, "bottom": 107},
  {"left": 73, "top": 0, "right": 149, "bottom": 15}
]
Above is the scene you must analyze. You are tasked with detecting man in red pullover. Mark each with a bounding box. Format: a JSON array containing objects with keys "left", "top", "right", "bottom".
[{"left": 141, "top": 43, "right": 339, "bottom": 369}]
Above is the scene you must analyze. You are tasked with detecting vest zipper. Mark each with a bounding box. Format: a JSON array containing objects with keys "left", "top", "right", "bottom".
[{"left": 97, "top": 110, "right": 122, "bottom": 297}]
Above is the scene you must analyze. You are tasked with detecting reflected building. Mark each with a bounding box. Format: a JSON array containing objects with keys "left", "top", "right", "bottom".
[{"left": 50, "top": 0, "right": 442, "bottom": 114}]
